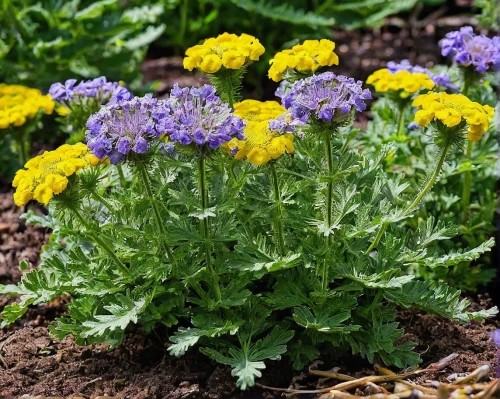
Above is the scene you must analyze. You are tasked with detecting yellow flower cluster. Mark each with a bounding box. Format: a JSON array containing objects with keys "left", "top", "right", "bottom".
[
  {"left": 224, "top": 100, "right": 294, "bottom": 166},
  {"left": 412, "top": 92, "right": 495, "bottom": 142},
  {"left": 0, "top": 84, "right": 54, "bottom": 129},
  {"left": 268, "top": 39, "right": 339, "bottom": 82},
  {"left": 366, "top": 69, "right": 435, "bottom": 95},
  {"left": 183, "top": 33, "right": 265, "bottom": 74},
  {"left": 13, "top": 143, "right": 99, "bottom": 206}
]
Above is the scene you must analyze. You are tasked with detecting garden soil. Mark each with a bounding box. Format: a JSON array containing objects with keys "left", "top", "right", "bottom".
[{"left": 0, "top": 190, "right": 498, "bottom": 398}]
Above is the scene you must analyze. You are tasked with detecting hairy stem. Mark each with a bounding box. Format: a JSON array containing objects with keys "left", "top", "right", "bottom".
[
  {"left": 366, "top": 139, "right": 453, "bottom": 253},
  {"left": 136, "top": 160, "right": 177, "bottom": 271},
  {"left": 321, "top": 131, "right": 335, "bottom": 296},
  {"left": 16, "top": 134, "right": 28, "bottom": 167},
  {"left": 116, "top": 164, "right": 127, "bottom": 188},
  {"left": 461, "top": 139, "right": 473, "bottom": 225},
  {"left": 396, "top": 105, "right": 406, "bottom": 138},
  {"left": 91, "top": 191, "right": 117, "bottom": 218},
  {"left": 71, "top": 206, "right": 129, "bottom": 275},
  {"left": 269, "top": 162, "right": 286, "bottom": 256},
  {"left": 198, "top": 153, "right": 222, "bottom": 303}
]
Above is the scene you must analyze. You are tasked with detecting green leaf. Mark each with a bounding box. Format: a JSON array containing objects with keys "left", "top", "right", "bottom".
[
  {"left": 230, "top": 0, "right": 335, "bottom": 27},
  {"left": 74, "top": 0, "right": 117, "bottom": 20},
  {"left": 122, "top": 24, "right": 166, "bottom": 51},
  {"left": 385, "top": 280, "right": 498, "bottom": 322},
  {"left": 81, "top": 295, "right": 146, "bottom": 338},
  {"left": 201, "top": 326, "right": 294, "bottom": 389},
  {"left": 422, "top": 238, "right": 495, "bottom": 268}
]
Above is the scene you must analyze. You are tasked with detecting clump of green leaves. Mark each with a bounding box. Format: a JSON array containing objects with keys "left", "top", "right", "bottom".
[
  {"left": 1, "top": 123, "right": 496, "bottom": 389},
  {"left": 0, "top": 0, "right": 165, "bottom": 88}
]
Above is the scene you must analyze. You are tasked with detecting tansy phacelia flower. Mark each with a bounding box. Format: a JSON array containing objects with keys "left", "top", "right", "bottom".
[
  {"left": 49, "top": 77, "right": 131, "bottom": 106},
  {"left": 268, "top": 39, "right": 339, "bottom": 82},
  {"left": 86, "top": 95, "right": 163, "bottom": 164},
  {"left": 366, "top": 69, "right": 435, "bottom": 96},
  {"left": 277, "top": 72, "right": 371, "bottom": 126},
  {"left": 183, "top": 33, "right": 265, "bottom": 74},
  {"left": 439, "top": 26, "right": 500, "bottom": 73},
  {"left": 0, "top": 84, "right": 54, "bottom": 129},
  {"left": 386, "top": 60, "right": 458, "bottom": 92},
  {"left": 223, "top": 100, "right": 294, "bottom": 165},
  {"left": 12, "top": 143, "right": 99, "bottom": 206},
  {"left": 412, "top": 92, "right": 495, "bottom": 142},
  {"left": 153, "top": 84, "right": 245, "bottom": 149}
]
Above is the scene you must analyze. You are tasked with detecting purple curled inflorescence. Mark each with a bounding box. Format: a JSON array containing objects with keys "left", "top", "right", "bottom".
[
  {"left": 85, "top": 95, "right": 162, "bottom": 164},
  {"left": 152, "top": 84, "right": 245, "bottom": 149},
  {"left": 275, "top": 72, "right": 372, "bottom": 126},
  {"left": 439, "top": 26, "right": 500, "bottom": 73},
  {"left": 49, "top": 76, "right": 132, "bottom": 105}
]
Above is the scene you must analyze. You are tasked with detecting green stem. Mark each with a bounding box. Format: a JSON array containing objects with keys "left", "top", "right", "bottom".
[
  {"left": 269, "top": 162, "right": 286, "bottom": 256},
  {"left": 396, "top": 105, "right": 406, "bottom": 138},
  {"left": 461, "top": 139, "right": 473, "bottom": 225},
  {"left": 136, "top": 160, "right": 177, "bottom": 270},
  {"left": 91, "top": 191, "right": 117, "bottom": 218},
  {"left": 198, "top": 153, "right": 221, "bottom": 303},
  {"left": 177, "top": 0, "right": 188, "bottom": 53},
  {"left": 71, "top": 206, "right": 129, "bottom": 275},
  {"left": 366, "top": 139, "right": 453, "bottom": 253},
  {"left": 116, "top": 164, "right": 127, "bottom": 188},
  {"left": 321, "top": 131, "right": 335, "bottom": 296},
  {"left": 16, "top": 135, "right": 28, "bottom": 167},
  {"left": 406, "top": 140, "right": 452, "bottom": 211}
]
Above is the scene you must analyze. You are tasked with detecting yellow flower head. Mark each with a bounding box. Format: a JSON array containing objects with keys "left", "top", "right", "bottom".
[
  {"left": 268, "top": 39, "right": 339, "bottom": 82},
  {"left": 412, "top": 92, "right": 495, "bottom": 142},
  {"left": 12, "top": 143, "right": 100, "bottom": 206},
  {"left": 183, "top": 33, "right": 265, "bottom": 74},
  {"left": 0, "top": 84, "right": 54, "bottom": 129},
  {"left": 366, "top": 69, "right": 435, "bottom": 96},
  {"left": 223, "top": 100, "right": 294, "bottom": 165}
]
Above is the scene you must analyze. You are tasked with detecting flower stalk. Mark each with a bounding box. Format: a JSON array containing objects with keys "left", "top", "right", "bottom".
[
  {"left": 321, "top": 130, "right": 335, "bottom": 296},
  {"left": 198, "top": 152, "right": 222, "bottom": 303},
  {"left": 461, "top": 139, "right": 473, "bottom": 224},
  {"left": 136, "top": 159, "right": 177, "bottom": 270},
  {"left": 269, "top": 162, "right": 286, "bottom": 256},
  {"left": 70, "top": 206, "right": 129, "bottom": 275},
  {"left": 366, "top": 136, "right": 454, "bottom": 253},
  {"left": 396, "top": 104, "right": 407, "bottom": 138}
]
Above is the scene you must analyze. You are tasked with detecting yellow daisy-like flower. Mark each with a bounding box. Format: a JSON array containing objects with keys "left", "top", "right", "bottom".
[
  {"left": 412, "top": 92, "right": 495, "bottom": 142},
  {"left": 0, "top": 84, "right": 54, "bottom": 129},
  {"left": 366, "top": 69, "right": 435, "bottom": 96},
  {"left": 268, "top": 39, "right": 339, "bottom": 82},
  {"left": 12, "top": 143, "right": 100, "bottom": 206},
  {"left": 223, "top": 100, "right": 294, "bottom": 165},
  {"left": 183, "top": 33, "right": 265, "bottom": 74}
]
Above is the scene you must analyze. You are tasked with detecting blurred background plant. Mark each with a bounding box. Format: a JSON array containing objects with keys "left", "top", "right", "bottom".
[{"left": 0, "top": 0, "right": 166, "bottom": 89}]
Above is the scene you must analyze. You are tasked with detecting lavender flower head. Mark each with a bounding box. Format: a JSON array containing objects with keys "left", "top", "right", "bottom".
[
  {"left": 153, "top": 84, "right": 245, "bottom": 149},
  {"left": 386, "top": 60, "right": 459, "bottom": 91},
  {"left": 85, "top": 94, "right": 161, "bottom": 164},
  {"left": 439, "top": 27, "right": 500, "bottom": 73},
  {"left": 49, "top": 76, "right": 131, "bottom": 105},
  {"left": 275, "top": 72, "right": 372, "bottom": 127}
]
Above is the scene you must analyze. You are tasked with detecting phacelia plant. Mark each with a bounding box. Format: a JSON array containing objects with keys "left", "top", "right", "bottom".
[{"left": 1, "top": 35, "right": 497, "bottom": 391}]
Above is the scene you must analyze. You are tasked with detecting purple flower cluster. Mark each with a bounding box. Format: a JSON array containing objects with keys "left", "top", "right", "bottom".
[
  {"left": 439, "top": 26, "right": 500, "bottom": 73},
  {"left": 152, "top": 84, "right": 245, "bottom": 149},
  {"left": 386, "top": 60, "right": 459, "bottom": 91},
  {"left": 49, "top": 77, "right": 131, "bottom": 105},
  {"left": 275, "top": 72, "right": 372, "bottom": 126},
  {"left": 85, "top": 95, "right": 161, "bottom": 164}
]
